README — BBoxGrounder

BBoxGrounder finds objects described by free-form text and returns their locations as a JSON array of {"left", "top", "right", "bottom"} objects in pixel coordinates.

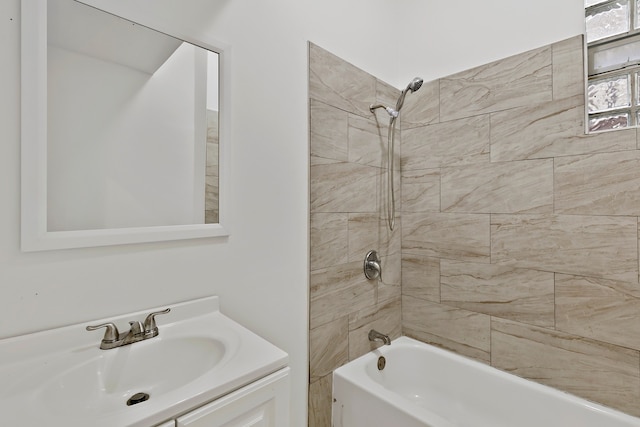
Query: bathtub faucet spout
[{"left": 368, "top": 329, "right": 391, "bottom": 345}]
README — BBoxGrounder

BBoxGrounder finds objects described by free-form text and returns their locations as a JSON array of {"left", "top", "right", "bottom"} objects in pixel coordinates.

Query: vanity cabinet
[
  {"left": 156, "top": 368, "right": 290, "bottom": 427},
  {"left": 0, "top": 295, "right": 289, "bottom": 427}
]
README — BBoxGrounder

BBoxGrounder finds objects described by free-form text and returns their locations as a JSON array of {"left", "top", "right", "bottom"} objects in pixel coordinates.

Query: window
[{"left": 586, "top": 0, "right": 640, "bottom": 131}]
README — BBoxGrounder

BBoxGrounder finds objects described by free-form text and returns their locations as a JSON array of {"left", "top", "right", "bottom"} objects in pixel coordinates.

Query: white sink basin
[
  {"left": 0, "top": 296, "right": 288, "bottom": 427},
  {"left": 40, "top": 336, "right": 226, "bottom": 416}
]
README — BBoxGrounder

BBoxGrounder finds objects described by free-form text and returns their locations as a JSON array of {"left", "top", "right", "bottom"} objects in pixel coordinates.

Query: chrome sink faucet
[{"left": 86, "top": 308, "right": 170, "bottom": 350}]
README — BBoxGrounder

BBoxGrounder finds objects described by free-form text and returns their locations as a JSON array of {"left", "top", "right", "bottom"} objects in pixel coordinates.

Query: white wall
[
  {"left": 300, "top": 0, "right": 585, "bottom": 90},
  {"left": 304, "top": 0, "right": 401, "bottom": 86},
  {"left": 3, "top": 1, "right": 312, "bottom": 426},
  {"left": 0, "top": 0, "right": 585, "bottom": 426},
  {"left": 396, "top": 0, "right": 586, "bottom": 86}
]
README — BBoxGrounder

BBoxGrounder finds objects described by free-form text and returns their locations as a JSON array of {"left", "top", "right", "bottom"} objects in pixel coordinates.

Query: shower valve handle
[{"left": 364, "top": 250, "right": 382, "bottom": 280}]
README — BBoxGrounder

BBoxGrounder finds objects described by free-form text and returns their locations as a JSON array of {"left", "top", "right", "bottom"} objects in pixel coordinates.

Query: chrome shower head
[
  {"left": 407, "top": 77, "right": 423, "bottom": 93},
  {"left": 395, "top": 77, "right": 424, "bottom": 111}
]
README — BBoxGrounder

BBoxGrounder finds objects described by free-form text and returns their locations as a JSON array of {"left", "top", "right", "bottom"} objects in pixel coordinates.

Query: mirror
[{"left": 21, "top": 0, "right": 230, "bottom": 251}]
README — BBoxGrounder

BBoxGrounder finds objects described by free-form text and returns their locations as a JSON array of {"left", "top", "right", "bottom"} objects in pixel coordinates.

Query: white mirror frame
[{"left": 21, "top": 0, "right": 231, "bottom": 251}]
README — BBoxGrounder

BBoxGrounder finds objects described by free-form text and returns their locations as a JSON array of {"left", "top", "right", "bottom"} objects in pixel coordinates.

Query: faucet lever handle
[
  {"left": 143, "top": 308, "right": 171, "bottom": 335},
  {"left": 86, "top": 322, "right": 120, "bottom": 343}
]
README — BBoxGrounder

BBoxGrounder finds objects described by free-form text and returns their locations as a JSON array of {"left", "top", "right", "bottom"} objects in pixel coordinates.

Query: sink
[
  {"left": 39, "top": 336, "right": 227, "bottom": 416},
  {"left": 0, "top": 296, "right": 288, "bottom": 427}
]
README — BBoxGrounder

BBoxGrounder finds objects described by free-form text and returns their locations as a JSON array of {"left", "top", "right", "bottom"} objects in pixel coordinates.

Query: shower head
[
  {"left": 407, "top": 77, "right": 423, "bottom": 93},
  {"left": 370, "top": 104, "right": 399, "bottom": 118},
  {"left": 395, "top": 77, "right": 424, "bottom": 111}
]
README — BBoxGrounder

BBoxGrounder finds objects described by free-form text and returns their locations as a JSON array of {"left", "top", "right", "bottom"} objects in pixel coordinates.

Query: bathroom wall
[
  {"left": 400, "top": 35, "right": 640, "bottom": 417},
  {"left": 308, "top": 43, "right": 403, "bottom": 426},
  {"left": 1, "top": 0, "right": 584, "bottom": 425},
  {"left": 3, "top": 1, "right": 409, "bottom": 425},
  {"left": 395, "top": 0, "right": 585, "bottom": 85},
  {"left": 3, "top": 2, "right": 311, "bottom": 426}
]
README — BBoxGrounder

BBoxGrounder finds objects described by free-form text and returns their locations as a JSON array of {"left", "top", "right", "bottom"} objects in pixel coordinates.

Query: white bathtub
[{"left": 332, "top": 336, "right": 640, "bottom": 427}]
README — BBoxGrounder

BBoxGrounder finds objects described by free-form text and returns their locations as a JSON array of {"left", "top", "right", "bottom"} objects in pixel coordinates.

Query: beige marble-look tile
[
  {"left": 402, "top": 254, "right": 440, "bottom": 303},
  {"left": 441, "top": 159, "right": 553, "bottom": 214},
  {"left": 490, "top": 95, "right": 637, "bottom": 162},
  {"left": 441, "top": 260, "right": 554, "bottom": 327},
  {"left": 555, "top": 150, "right": 640, "bottom": 216},
  {"left": 309, "top": 43, "right": 376, "bottom": 117},
  {"left": 403, "top": 296, "right": 491, "bottom": 361},
  {"left": 402, "top": 115, "right": 490, "bottom": 170},
  {"left": 348, "top": 298, "right": 401, "bottom": 360},
  {"left": 552, "top": 36, "right": 585, "bottom": 100},
  {"left": 309, "top": 374, "right": 332, "bottom": 427},
  {"left": 348, "top": 113, "right": 384, "bottom": 167},
  {"left": 377, "top": 165, "right": 401, "bottom": 232},
  {"left": 205, "top": 174, "right": 219, "bottom": 211},
  {"left": 310, "top": 261, "right": 376, "bottom": 329},
  {"left": 491, "top": 318, "right": 640, "bottom": 416},
  {"left": 205, "top": 109, "right": 219, "bottom": 173},
  {"left": 401, "top": 79, "right": 440, "bottom": 129},
  {"left": 310, "top": 162, "right": 380, "bottom": 213},
  {"left": 403, "top": 327, "right": 491, "bottom": 364},
  {"left": 310, "top": 99, "right": 348, "bottom": 162},
  {"left": 440, "top": 45, "right": 552, "bottom": 121},
  {"left": 310, "top": 213, "right": 348, "bottom": 271},
  {"left": 373, "top": 121, "right": 401, "bottom": 216},
  {"left": 403, "top": 212, "right": 490, "bottom": 262},
  {"left": 491, "top": 214, "right": 638, "bottom": 282},
  {"left": 556, "top": 274, "right": 640, "bottom": 350},
  {"left": 378, "top": 215, "right": 401, "bottom": 258},
  {"left": 378, "top": 253, "right": 401, "bottom": 303},
  {"left": 373, "top": 138, "right": 400, "bottom": 228},
  {"left": 205, "top": 141, "right": 219, "bottom": 174},
  {"left": 375, "top": 78, "right": 401, "bottom": 112},
  {"left": 311, "top": 154, "right": 338, "bottom": 167},
  {"left": 401, "top": 169, "right": 440, "bottom": 213},
  {"left": 309, "top": 317, "right": 349, "bottom": 382},
  {"left": 347, "top": 213, "right": 379, "bottom": 263},
  {"left": 204, "top": 210, "right": 218, "bottom": 224},
  {"left": 205, "top": 112, "right": 219, "bottom": 212}
]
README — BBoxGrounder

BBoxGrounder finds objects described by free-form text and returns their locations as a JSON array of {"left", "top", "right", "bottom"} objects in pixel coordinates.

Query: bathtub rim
[{"left": 333, "top": 335, "right": 640, "bottom": 426}]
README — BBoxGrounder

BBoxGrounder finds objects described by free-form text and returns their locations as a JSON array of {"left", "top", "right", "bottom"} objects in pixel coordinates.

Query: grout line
[
  {"left": 553, "top": 272, "right": 557, "bottom": 331},
  {"left": 552, "top": 157, "right": 555, "bottom": 214},
  {"left": 489, "top": 213, "right": 492, "bottom": 265},
  {"left": 489, "top": 316, "right": 493, "bottom": 367}
]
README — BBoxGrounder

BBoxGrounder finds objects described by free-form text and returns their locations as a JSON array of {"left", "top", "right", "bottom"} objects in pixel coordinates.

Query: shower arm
[{"left": 369, "top": 104, "right": 399, "bottom": 118}]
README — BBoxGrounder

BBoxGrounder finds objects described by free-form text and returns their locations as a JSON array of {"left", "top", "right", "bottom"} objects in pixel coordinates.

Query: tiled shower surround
[
  {"left": 309, "top": 35, "right": 640, "bottom": 425},
  {"left": 308, "top": 42, "right": 403, "bottom": 427}
]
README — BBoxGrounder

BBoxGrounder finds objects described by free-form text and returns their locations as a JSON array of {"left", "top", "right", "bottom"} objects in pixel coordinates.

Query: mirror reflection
[{"left": 47, "top": 0, "right": 219, "bottom": 232}]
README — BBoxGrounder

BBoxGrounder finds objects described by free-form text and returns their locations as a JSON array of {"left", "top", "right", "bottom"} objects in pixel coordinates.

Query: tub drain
[
  {"left": 126, "top": 392, "right": 150, "bottom": 406},
  {"left": 377, "top": 356, "right": 386, "bottom": 370}
]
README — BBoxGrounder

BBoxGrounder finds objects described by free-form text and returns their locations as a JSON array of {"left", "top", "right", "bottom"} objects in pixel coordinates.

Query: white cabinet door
[
  {"left": 155, "top": 422, "right": 176, "bottom": 427},
  {"left": 177, "top": 368, "right": 290, "bottom": 427}
]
